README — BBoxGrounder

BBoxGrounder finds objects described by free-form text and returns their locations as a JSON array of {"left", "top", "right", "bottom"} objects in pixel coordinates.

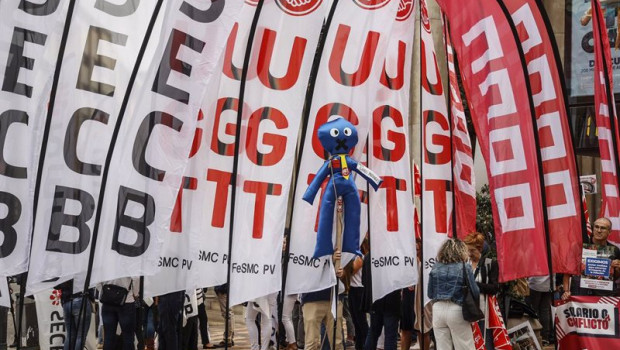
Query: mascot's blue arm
[
  {"left": 347, "top": 156, "right": 383, "bottom": 191},
  {"left": 302, "top": 160, "right": 330, "bottom": 204}
]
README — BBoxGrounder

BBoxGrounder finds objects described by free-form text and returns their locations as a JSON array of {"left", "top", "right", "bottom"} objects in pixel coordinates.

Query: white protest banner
[
  {"left": 27, "top": 0, "right": 161, "bottom": 294},
  {"left": 33, "top": 288, "right": 97, "bottom": 350},
  {"left": 367, "top": 0, "right": 416, "bottom": 301},
  {"left": 555, "top": 296, "right": 620, "bottom": 349},
  {"left": 84, "top": 0, "right": 242, "bottom": 296},
  {"left": 421, "top": 0, "right": 451, "bottom": 304},
  {"left": 287, "top": 0, "right": 399, "bottom": 295},
  {"left": 0, "top": 0, "right": 70, "bottom": 277},
  {"left": 227, "top": 0, "right": 330, "bottom": 306}
]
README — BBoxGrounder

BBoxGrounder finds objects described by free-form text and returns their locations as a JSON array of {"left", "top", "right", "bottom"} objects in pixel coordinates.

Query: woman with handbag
[
  {"left": 99, "top": 277, "right": 140, "bottom": 350},
  {"left": 428, "top": 239, "right": 481, "bottom": 350},
  {"left": 464, "top": 232, "right": 500, "bottom": 349}
]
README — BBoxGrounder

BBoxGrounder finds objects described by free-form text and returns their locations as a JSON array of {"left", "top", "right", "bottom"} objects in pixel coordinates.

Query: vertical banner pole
[
  {"left": 417, "top": 0, "right": 426, "bottom": 348},
  {"left": 278, "top": 2, "right": 340, "bottom": 348},
  {"left": 223, "top": 1, "right": 265, "bottom": 349}
]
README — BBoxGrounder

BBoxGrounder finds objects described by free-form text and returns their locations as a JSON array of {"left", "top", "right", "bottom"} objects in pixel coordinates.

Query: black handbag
[
  {"left": 461, "top": 262, "right": 484, "bottom": 322},
  {"left": 100, "top": 280, "right": 132, "bottom": 306}
]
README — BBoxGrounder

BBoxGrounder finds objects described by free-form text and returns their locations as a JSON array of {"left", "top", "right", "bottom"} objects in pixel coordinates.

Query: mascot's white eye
[
  {"left": 343, "top": 127, "right": 352, "bottom": 136},
  {"left": 330, "top": 128, "right": 339, "bottom": 137}
]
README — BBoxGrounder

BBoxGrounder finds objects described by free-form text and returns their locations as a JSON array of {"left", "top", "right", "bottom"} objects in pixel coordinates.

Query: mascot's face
[{"left": 317, "top": 118, "right": 358, "bottom": 155}]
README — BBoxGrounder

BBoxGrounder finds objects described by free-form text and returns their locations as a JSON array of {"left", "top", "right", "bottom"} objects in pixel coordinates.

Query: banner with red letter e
[
  {"left": 0, "top": 0, "right": 70, "bottom": 278},
  {"left": 555, "top": 296, "right": 620, "bottom": 349},
  {"left": 436, "top": 0, "right": 550, "bottom": 281},
  {"left": 590, "top": 0, "right": 620, "bottom": 247},
  {"left": 227, "top": 0, "right": 330, "bottom": 306},
  {"left": 287, "top": 0, "right": 399, "bottom": 296},
  {"left": 503, "top": 0, "right": 583, "bottom": 275},
  {"left": 368, "top": 0, "right": 417, "bottom": 302},
  {"left": 421, "top": 0, "right": 451, "bottom": 304}
]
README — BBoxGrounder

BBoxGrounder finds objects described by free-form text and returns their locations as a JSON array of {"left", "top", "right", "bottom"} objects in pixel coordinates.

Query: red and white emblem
[
  {"left": 276, "top": 0, "right": 323, "bottom": 16},
  {"left": 353, "top": 0, "right": 391, "bottom": 10},
  {"left": 396, "top": 0, "right": 413, "bottom": 21},
  {"left": 342, "top": 168, "right": 350, "bottom": 177},
  {"left": 49, "top": 289, "right": 61, "bottom": 306}
]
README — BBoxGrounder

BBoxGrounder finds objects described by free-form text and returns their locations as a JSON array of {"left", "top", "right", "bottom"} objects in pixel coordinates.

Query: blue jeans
[
  {"left": 102, "top": 302, "right": 136, "bottom": 350},
  {"left": 62, "top": 297, "right": 92, "bottom": 350},
  {"left": 158, "top": 291, "right": 185, "bottom": 350},
  {"left": 364, "top": 310, "right": 398, "bottom": 350}
]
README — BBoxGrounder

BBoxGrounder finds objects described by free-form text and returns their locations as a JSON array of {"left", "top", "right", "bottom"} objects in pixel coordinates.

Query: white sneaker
[{"left": 412, "top": 342, "right": 420, "bottom": 350}]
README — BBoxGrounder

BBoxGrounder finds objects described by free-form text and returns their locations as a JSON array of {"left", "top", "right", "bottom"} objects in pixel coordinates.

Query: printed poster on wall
[{"left": 568, "top": 0, "right": 620, "bottom": 98}]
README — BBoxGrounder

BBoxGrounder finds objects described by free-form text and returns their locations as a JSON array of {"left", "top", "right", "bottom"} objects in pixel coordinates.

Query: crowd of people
[{"left": 2, "top": 216, "right": 620, "bottom": 350}]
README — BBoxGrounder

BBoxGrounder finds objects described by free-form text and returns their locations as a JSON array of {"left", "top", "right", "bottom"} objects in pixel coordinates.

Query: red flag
[
  {"left": 502, "top": 0, "right": 583, "bottom": 274},
  {"left": 591, "top": 0, "right": 620, "bottom": 246},
  {"left": 443, "top": 17, "right": 476, "bottom": 239},
  {"left": 583, "top": 193, "right": 592, "bottom": 238},
  {"left": 488, "top": 295, "right": 513, "bottom": 349},
  {"left": 471, "top": 322, "right": 486, "bottom": 350},
  {"left": 436, "top": 0, "right": 550, "bottom": 281}
]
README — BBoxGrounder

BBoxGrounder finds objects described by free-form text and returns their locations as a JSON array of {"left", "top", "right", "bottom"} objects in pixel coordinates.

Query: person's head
[
  {"left": 463, "top": 232, "right": 485, "bottom": 262},
  {"left": 593, "top": 217, "right": 612, "bottom": 243},
  {"left": 436, "top": 238, "right": 469, "bottom": 264}
]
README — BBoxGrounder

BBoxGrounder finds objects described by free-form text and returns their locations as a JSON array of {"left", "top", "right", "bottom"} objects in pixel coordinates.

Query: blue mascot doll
[{"left": 302, "top": 118, "right": 382, "bottom": 259}]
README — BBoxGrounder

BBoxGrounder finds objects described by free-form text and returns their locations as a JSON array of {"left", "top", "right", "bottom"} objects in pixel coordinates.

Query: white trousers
[
  {"left": 282, "top": 294, "right": 298, "bottom": 344},
  {"left": 432, "top": 301, "right": 475, "bottom": 350},
  {"left": 245, "top": 303, "right": 272, "bottom": 350}
]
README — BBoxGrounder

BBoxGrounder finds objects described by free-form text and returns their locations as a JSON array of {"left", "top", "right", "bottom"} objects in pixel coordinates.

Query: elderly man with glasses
[{"left": 562, "top": 217, "right": 620, "bottom": 299}]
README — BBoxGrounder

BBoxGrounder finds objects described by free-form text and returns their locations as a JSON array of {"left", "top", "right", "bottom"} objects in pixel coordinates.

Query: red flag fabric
[
  {"left": 443, "top": 17, "right": 476, "bottom": 239},
  {"left": 471, "top": 322, "right": 485, "bottom": 350},
  {"left": 488, "top": 295, "right": 513, "bottom": 349},
  {"left": 583, "top": 193, "right": 592, "bottom": 238},
  {"left": 591, "top": 0, "right": 620, "bottom": 246},
  {"left": 503, "top": 0, "right": 583, "bottom": 274},
  {"left": 436, "top": 0, "right": 550, "bottom": 281}
]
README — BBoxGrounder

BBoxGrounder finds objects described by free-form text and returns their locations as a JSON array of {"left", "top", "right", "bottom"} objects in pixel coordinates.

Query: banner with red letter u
[
  {"left": 421, "top": 0, "right": 451, "bottom": 304},
  {"left": 287, "top": 0, "right": 399, "bottom": 296},
  {"left": 90, "top": 0, "right": 241, "bottom": 289},
  {"left": 503, "top": 0, "right": 583, "bottom": 274},
  {"left": 0, "top": 0, "right": 70, "bottom": 278},
  {"left": 226, "top": 0, "right": 330, "bottom": 306},
  {"left": 27, "top": 0, "right": 162, "bottom": 294},
  {"left": 368, "top": 0, "right": 417, "bottom": 302},
  {"left": 591, "top": 0, "right": 620, "bottom": 247},
  {"left": 436, "top": 0, "right": 549, "bottom": 281}
]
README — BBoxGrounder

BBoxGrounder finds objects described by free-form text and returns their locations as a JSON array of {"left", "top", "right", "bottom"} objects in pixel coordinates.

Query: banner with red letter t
[
  {"left": 368, "top": 0, "right": 417, "bottom": 301},
  {"left": 502, "top": 0, "right": 583, "bottom": 274},
  {"left": 436, "top": 0, "right": 550, "bottom": 281},
  {"left": 287, "top": 0, "right": 399, "bottom": 296},
  {"left": 421, "top": 0, "right": 451, "bottom": 304},
  {"left": 591, "top": 0, "right": 620, "bottom": 246},
  {"left": 227, "top": 0, "right": 330, "bottom": 306}
]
